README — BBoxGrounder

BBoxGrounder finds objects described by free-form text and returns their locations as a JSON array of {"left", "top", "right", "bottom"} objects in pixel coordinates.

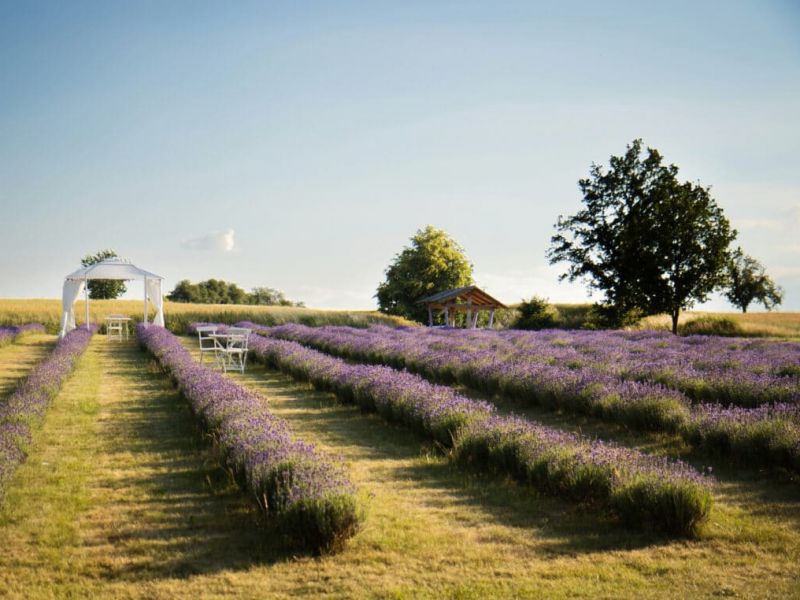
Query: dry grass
[
  {"left": 0, "top": 333, "right": 56, "bottom": 399},
  {"left": 0, "top": 336, "right": 799, "bottom": 598},
  {"left": 0, "top": 298, "right": 413, "bottom": 333},
  {"left": 637, "top": 311, "right": 800, "bottom": 338}
]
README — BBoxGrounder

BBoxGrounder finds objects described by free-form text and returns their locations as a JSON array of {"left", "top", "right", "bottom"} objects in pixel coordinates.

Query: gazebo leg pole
[
  {"left": 84, "top": 277, "right": 89, "bottom": 331},
  {"left": 488, "top": 310, "right": 495, "bottom": 329},
  {"left": 428, "top": 306, "right": 433, "bottom": 327},
  {"left": 143, "top": 276, "right": 148, "bottom": 326},
  {"left": 444, "top": 306, "right": 449, "bottom": 328}
]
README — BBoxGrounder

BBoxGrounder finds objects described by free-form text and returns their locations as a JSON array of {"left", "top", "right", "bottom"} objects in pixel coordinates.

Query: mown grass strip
[
  {"left": 137, "top": 325, "right": 364, "bottom": 553},
  {"left": 0, "top": 327, "right": 95, "bottom": 499},
  {"left": 246, "top": 334, "right": 713, "bottom": 537},
  {"left": 0, "top": 323, "right": 46, "bottom": 348}
]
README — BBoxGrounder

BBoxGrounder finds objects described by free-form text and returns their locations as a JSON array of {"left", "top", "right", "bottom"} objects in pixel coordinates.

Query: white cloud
[{"left": 182, "top": 228, "right": 237, "bottom": 253}]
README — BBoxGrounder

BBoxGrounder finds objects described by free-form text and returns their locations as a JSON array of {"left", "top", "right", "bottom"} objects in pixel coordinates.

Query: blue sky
[{"left": 1, "top": 1, "right": 798, "bottom": 310}]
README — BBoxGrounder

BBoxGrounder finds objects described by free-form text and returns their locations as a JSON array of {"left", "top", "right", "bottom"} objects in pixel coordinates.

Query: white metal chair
[
  {"left": 213, "top": 327, "right": 250, "bottom": 373},
  {"left": 196, "top": 325, "right": 218, "bottom": 364}
]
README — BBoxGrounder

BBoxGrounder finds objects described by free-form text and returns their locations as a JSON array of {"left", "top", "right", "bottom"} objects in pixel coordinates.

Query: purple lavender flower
[
  {"left": 243, "top": 331, "right": 713, "bottom": 537},
  {"left": 136, "top": 324, "right": 362, "bottom": 553},
  {"left": 247, "top": 322, "right": 800, "bottom": 473}
]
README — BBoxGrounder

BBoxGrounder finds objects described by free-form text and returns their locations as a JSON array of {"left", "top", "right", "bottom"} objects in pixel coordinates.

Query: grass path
[
  {"left": 1, "top": 339, "right": 284, "bottom": 598},
  {"left": 0, "top": 336, "right": 797, "bottom": 598},
  {"left": 0, "top": 333, "right": 56, "bottom": 399}
]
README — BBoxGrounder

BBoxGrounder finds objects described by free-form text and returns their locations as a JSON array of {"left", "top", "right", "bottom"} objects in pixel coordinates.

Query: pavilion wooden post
[
  {"left": 444, "top": 306, "right": 449, "bottom": 328},
  {"left": 488, "top": 310, "right": 495, "bottom": 328},
  {"left": 428, "top": 306, "right": 433, "bottom": 326}
]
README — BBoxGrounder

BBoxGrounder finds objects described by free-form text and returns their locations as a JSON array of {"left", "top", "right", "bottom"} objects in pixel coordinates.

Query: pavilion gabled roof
[
  {"left": 417, "top": 285, "right": 507, "bottom": 308},
  {"left": 65, "top": 258, "right": 163, "bottom": 281}
]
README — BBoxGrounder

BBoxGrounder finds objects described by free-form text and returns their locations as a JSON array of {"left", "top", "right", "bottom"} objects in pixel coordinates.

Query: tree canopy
[
  {"left": 81, "top": 249, "right": 127, "bottom": 300},
  {"left": 168, "top": 279, "right": 247, "bottom": 304},
  {"left": 725, "top": 248, "right": 783, "bottom": 313},
  {"left": 376, "top": 225, "right": 473, "bottom": 323},
  {"left": 167, "top": 279, "right": 303, "bottom": 306},
  {"left": 249, "top": 286, "right": 305, "bottom": 307},
  {"left": 548, "top": 139, "right": 736, "bottom": 333}
]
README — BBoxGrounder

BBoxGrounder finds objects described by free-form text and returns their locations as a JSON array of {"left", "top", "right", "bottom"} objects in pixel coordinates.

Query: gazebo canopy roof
[
  {"left": 417, "top": 285, "right": 507, "bottom": 309},
  {"left": 64, "top": 258, "right": 164, "bottom": 281}
]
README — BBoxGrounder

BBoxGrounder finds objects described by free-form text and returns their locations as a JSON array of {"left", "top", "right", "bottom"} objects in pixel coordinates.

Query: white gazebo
[{"left": 59, "top": 258, "right": 165, "bottom": 338}]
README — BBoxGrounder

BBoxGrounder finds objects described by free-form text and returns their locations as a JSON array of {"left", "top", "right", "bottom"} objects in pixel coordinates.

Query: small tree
[
  {"left": 514, "top": 296, "right": 558, "bottom": 330},
  {"left": 376, "top": 225, "right": 473, "bottom": 323},
  {"left": 725, "top": 248, "right": 784, "bottom": 313},
  {"left": 81, "top": 249, "right": 127, "bottom": 299},
  {"left": 548, "top": 139, "right": 736, "bottom": 334}
]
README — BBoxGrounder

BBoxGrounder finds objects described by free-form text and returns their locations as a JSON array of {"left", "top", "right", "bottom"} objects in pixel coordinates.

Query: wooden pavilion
[{"left": 417, "top": 286, "right": 507, "bottom": 328}]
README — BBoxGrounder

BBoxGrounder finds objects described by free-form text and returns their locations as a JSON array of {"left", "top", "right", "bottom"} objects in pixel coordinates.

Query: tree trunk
[
  {"left": 671, "top": 310, "right": 680, "bottom": 335},
  {"left": 742, "top": 305, "right": 748, "bottom": 314}
]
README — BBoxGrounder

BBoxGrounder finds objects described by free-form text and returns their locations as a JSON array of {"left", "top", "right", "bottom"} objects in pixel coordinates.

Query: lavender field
[
  {"left": 0, "top": 319, "right": 798, "bottom": 598},
  {"left": 247, "top": 323, "right": 800, "bottom": 475}
]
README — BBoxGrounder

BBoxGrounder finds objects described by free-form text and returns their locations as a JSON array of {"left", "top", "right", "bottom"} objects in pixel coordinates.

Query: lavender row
[
  {"left": 495, "top": 329, "right": 800, "bottom": 407},
  {"left": 246, "top": 333, "right": 713, "bottom": 537},
  {"left": 0, "top": 326, "right": 95, "bottom": 499},
  {"left": 137, "top": 325, "right": 362, "bottom": 553},
  {"left": 250, "top": 323, "right": 800, "bottom": 474},
  {"left": 0, "top": 323, "right": 46, "bottom": 348},
  {"left": 317, "top": 325, "right": 800, "bottom": 408}
]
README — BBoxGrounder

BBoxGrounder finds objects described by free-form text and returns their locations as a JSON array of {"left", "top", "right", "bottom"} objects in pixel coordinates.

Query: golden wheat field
[
  {"left": 0, "top": 299, "right": 412, "bottom": 333},
  {"left": 637, "top": 311, "right": 800, "bottom": 338}
]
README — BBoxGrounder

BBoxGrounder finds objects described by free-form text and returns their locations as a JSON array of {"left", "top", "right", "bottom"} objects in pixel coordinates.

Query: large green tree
[
  {"left": 548, "top": 139, "right": 736, "bottom": 333},
  {"left": 725, "top": 248, "right": 783, "bottom": 313},
  {"left": 81, "top": 249, "right": 127, "bottom": 299},
  {"left": 376, "top": 225, "right": 473, "bottom": 323}
]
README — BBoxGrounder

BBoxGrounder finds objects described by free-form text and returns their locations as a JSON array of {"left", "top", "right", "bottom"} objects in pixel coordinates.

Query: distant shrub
[
  {"left": 680, "top": 317, "right": 744, "bottom": 337},
  {"left": 553, "top": 304, "right": 594, "bottom": 329},
  {"left": 514, "top": 296, "right": 558, "bottom": 330},
  {"left": 583, "top": 304, "right": 644, "bottom": 330}
]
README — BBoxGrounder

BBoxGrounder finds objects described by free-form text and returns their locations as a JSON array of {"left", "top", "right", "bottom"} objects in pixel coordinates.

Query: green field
[{"left": 0, "top": 322, "right": 799, "bottom": 598}]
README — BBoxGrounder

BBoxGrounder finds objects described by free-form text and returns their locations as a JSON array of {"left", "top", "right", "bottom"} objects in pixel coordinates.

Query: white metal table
[{"left": 105, "top": 315, "right": 132, "bottom": 341}]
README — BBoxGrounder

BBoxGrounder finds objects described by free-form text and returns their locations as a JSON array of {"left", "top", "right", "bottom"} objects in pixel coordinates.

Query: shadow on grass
[
  {"left": 232, "top": 364, "right": 678, "bottom": 556},
  {"left": 87, "top": 342, "right": 314, "bottom": 582}
]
